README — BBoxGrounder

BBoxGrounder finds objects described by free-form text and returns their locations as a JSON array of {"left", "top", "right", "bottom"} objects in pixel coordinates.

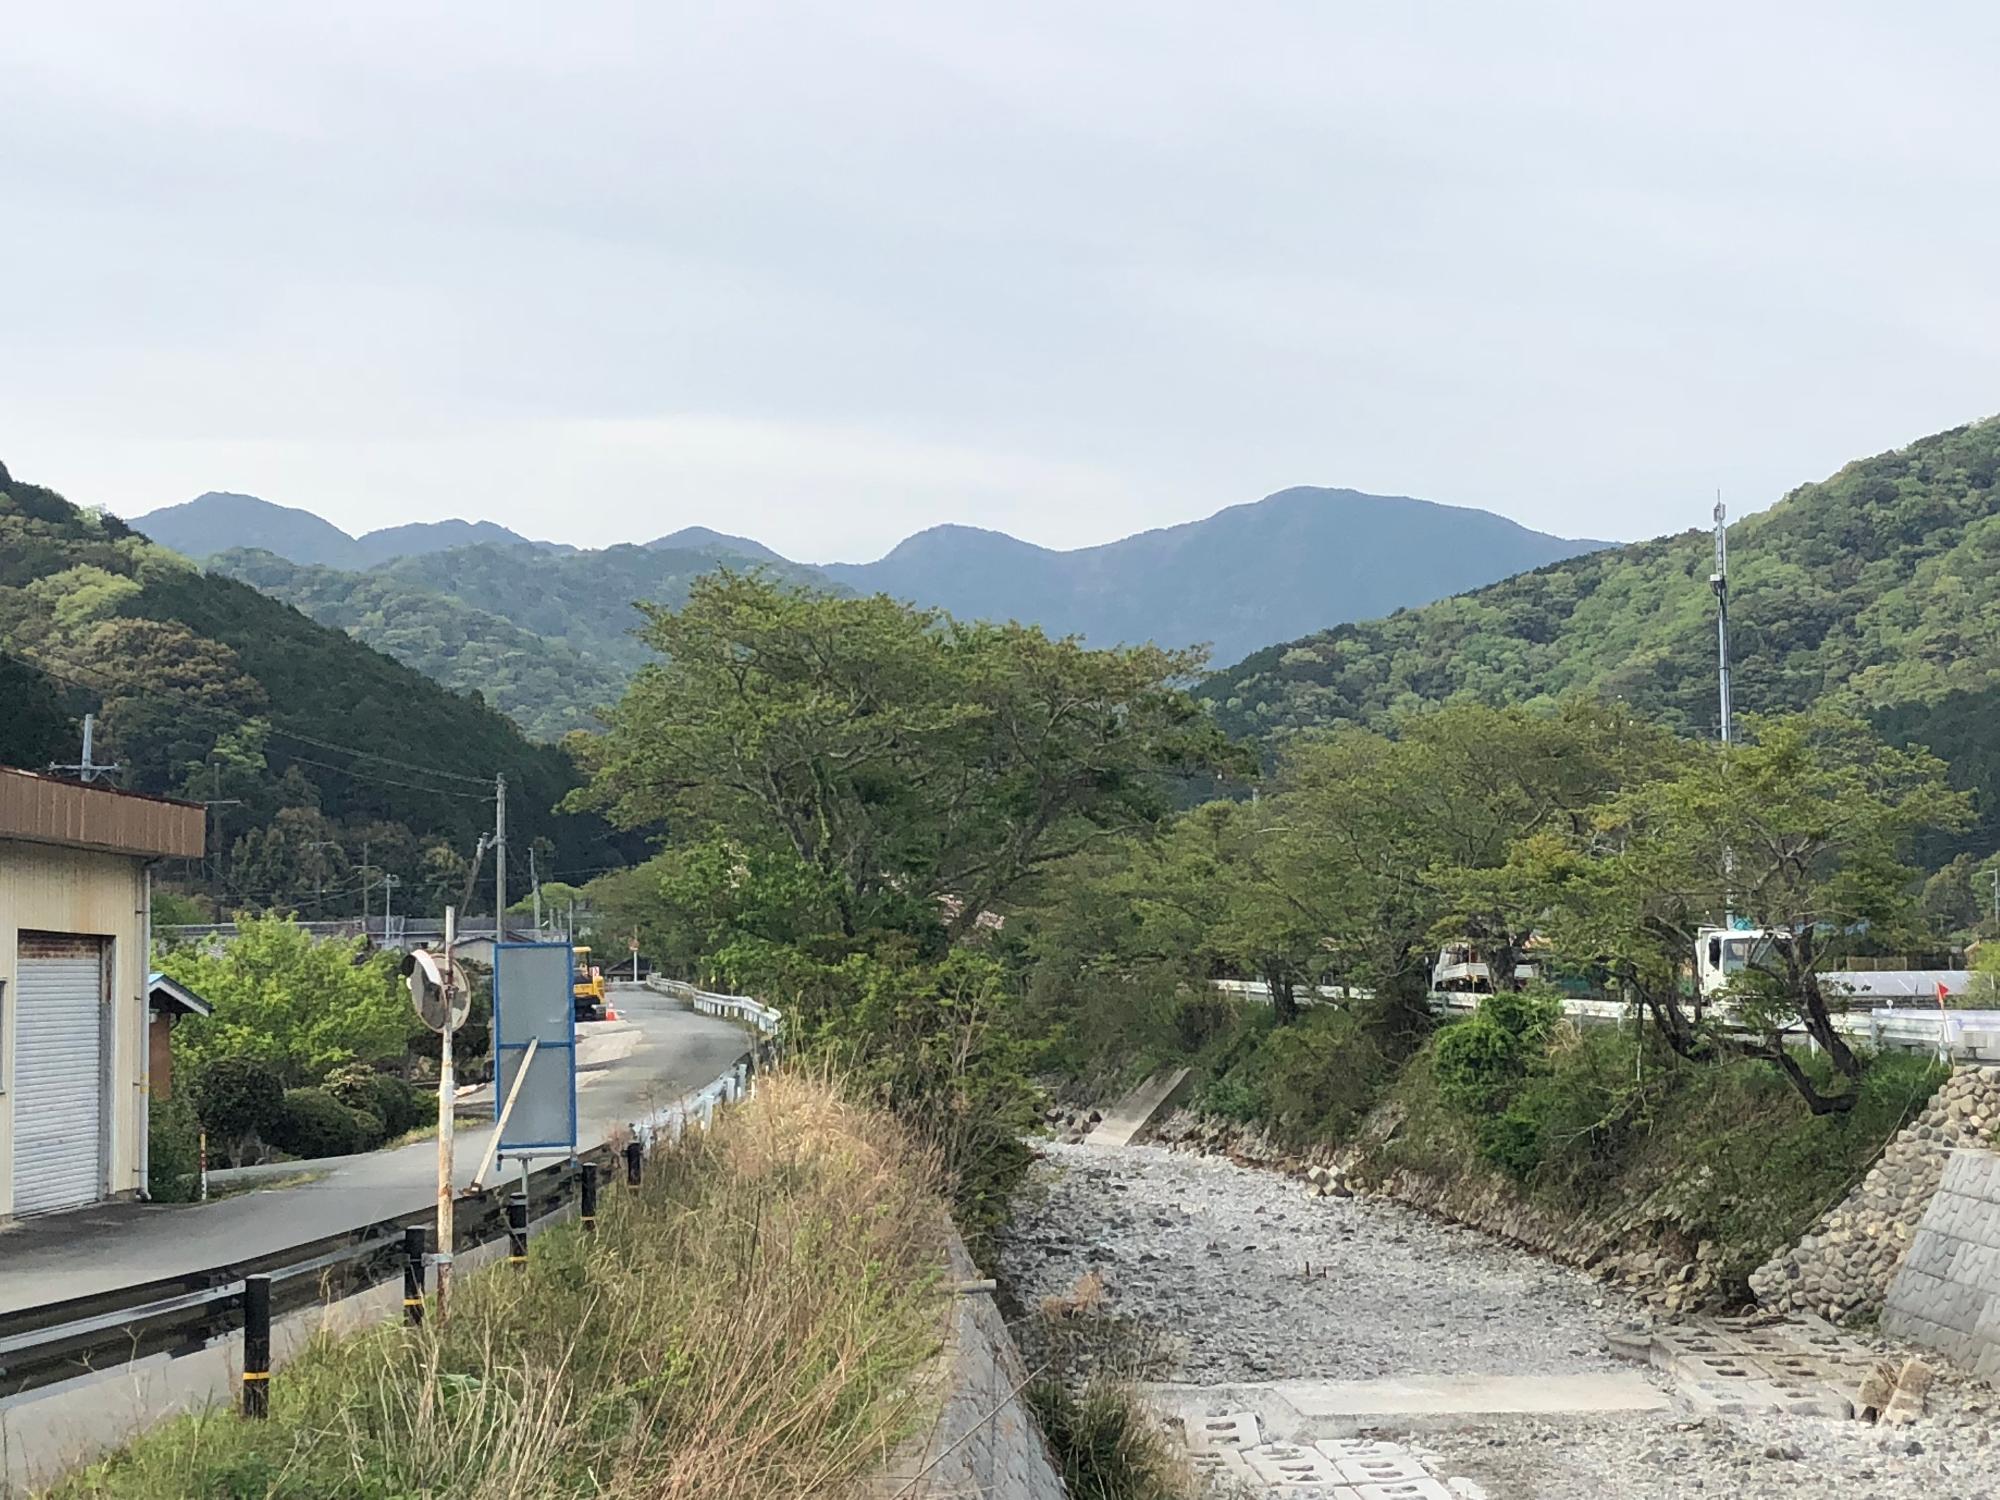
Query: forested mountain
[
  {"left": 211, "top": 549, "right": 625, "bottom": 740},
  {"left": 0, "top": 461, "right": 632, "bottom": 917},
  {"left": 138, "top": 491, "right": 565, "bottom": 570},
  {"left": 207, "top": 541, "right": 830, "bottom": 728},
  {"left": 823, "top": 488, "right": 1608, "bottom": 665},
  {"left": 153, "top": 485, "right": 1605, "bottom": 738},
  {"left": 1200, "top": 416, "right": 2000, "bottom": 857}
]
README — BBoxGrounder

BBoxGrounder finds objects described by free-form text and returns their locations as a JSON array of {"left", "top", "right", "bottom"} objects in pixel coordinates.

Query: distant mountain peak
[{"left": 646, "top": 526, "right": 784, "bottom": 562}]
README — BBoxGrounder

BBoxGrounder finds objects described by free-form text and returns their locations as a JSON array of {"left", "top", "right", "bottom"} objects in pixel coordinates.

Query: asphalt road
[{"left": 0, "top": 986, "right": 751, "bottom": 1313}]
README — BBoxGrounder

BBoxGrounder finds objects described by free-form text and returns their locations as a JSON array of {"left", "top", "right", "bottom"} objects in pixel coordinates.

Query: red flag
[{"left": 1938, "top": 979, "right": 1952, "bottom": 1004}]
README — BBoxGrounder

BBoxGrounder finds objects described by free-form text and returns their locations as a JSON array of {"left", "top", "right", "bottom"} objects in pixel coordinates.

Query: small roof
[
  {"left": 147, "top": 972, "right": 213, "bottom": 1017},
  {"left": 0, "top": 767, "right": 205, "bottom": 859}
]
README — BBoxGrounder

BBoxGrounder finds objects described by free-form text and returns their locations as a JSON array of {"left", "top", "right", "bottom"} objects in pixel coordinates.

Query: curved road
[{"left": 0, "top": 986, "right": 751, "bottom": 1312}]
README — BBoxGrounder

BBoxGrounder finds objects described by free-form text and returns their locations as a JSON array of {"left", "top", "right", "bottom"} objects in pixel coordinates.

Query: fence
[
  {"left": 645, "top": 975, "right": 785, "bottom": 1037},
  {"left": 0, "top": 1044, "right": 760, "bottom": 1408}
]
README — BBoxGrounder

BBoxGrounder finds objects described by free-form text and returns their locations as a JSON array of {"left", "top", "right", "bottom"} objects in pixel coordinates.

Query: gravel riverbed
[
  {"left": 999, "top": 1140, "right": 2000, "bottom": 1499},
  {"left": 1000, "top": 1141, "right": 1628, "bottom": 1384}
]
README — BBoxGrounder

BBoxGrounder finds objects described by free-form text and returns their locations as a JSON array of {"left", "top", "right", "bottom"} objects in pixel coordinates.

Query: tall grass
[{"left": 50, "top": 1075, "right": 951, "bottom": 1500}]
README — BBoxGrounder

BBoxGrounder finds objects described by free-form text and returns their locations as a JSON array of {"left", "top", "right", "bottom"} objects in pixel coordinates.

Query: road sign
[{"left": 491, "top": 942, "right": 577, "bottom": 1153}]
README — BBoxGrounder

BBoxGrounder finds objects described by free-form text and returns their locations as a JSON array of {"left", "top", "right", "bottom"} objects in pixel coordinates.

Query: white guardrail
[
  {"left": 644, "top": 975, "right": 785, "bottom": 1037},
  {"left": 1217, "top": 978, "right": 2000, "bottom": 1064}
]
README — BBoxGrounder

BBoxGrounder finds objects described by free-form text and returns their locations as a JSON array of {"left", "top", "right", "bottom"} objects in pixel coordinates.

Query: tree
[
  {"left": 162, "top": 916, "right": 412, "bottom": 1085},
  {"left": 1542, "top": 712, "right": 1968, "bottom": 1113},
  {"left": 572, "top": 573, "right": 1239, "bottom": 945}
]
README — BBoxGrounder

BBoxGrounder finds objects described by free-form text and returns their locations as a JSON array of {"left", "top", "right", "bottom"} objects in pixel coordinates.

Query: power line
[{"left": 4, "top": 645, "right": 511, "bottom": 796}]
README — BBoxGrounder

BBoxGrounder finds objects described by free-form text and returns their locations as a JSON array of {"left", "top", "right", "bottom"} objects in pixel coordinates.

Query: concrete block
[
  {"left": 1245, "top": 1442, "right": 1345, "bottom": 1486},
  {"left": 1335, "top": 1454, "right": 1433, "bottom": 1484},
  {"left": 1353, "top": 1483, "right": 1453, "bottom": 1500},
  {"left": 1187, "top": 1410, "right": 1262, "bottom": 1453}
]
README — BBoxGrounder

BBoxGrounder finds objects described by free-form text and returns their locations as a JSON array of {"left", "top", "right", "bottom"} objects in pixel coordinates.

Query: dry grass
[{"left": 48, "top": 1074, "right": 953, "bottom": 1500}]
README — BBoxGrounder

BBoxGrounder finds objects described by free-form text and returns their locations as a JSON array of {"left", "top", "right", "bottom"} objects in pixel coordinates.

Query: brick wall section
[
  {"left": 874, "top": 1230, "right": 1068, "bottom": 1500},
  {"left": 1882, "top": 1148, "right": 2000, "bottom": 1376},
  {"left": 1750, "top": 1067, "right": 2000, "bottom": 1323}
]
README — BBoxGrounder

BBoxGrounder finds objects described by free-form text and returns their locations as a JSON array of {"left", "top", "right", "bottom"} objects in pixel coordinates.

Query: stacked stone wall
[{"left": 1750, "top": 1066, "right": 2000, "bottom": 1324}]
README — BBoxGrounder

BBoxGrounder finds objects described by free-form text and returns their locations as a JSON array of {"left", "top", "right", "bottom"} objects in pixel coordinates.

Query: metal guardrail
[
  {"left": 645, "top": 976, "right": 784, "bottom": 1037},
  {"left": 0, "top": 1154, "right": 584, "bottom": 1401},
  {"left": 1215, "top": 977, "right": 2000, "bottom": 1063},
  {"left": 1433, "top": 990, "right": 2000, "bottom": 1062},
  {"left": 0, "top": 1044, "right": 763, "bottom": 1404}
]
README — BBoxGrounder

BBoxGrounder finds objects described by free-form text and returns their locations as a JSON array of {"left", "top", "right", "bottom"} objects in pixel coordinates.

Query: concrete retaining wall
[
  {"left": 1751, "top": 1066, "right": 2000, "bottom": 1324},
  {"left": 876, "top": 1232, "right": 1067, "bottom": 1500},
  {"left": 1084, "top": 1068, "right": 1191, "bottom": 1148},
  {"left": 1882, "top": 1147, "right": 2000, "bottom": 1376}
]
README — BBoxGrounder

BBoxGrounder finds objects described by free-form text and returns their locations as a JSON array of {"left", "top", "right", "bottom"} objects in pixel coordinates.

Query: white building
[{"left": 0, "top": 769, "right": 204, "bottom": 1219}]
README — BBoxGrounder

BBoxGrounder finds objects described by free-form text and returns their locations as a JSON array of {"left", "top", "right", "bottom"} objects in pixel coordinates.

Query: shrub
[
  {"left": 1027, "top": 1378, "right": 1193, "bottom": 1500},
  {"left": 270, "top": 1087, "right": 379, "bottom": 1159},
  {"left": 366, "top": 1074, "right": 423, "bottom": 1136},
  {"left": 147, "top": 1093, "right": 201, "bottom": 1203},
  {"left": 187, "top": 1056, "right": 285, "bottom": 1160},
  {"left": 324, "top": 1064, "right": 423, "bottom": 1137},
  {"left": 1171, "top": 993, "right": 1234, "bottom": 1053}
]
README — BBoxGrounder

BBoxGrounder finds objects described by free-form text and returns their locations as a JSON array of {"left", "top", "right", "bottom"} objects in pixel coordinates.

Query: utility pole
[
  {"left": 48, "top": 713, "right": 121, "bottom": 784},
  {"left": 1711, "top": 497, "right": 1733, "bottom": 747},
  {"left": 304, "top": 840, "right": 339, "bottom": 918},
  {"left": 1984, "top": 868, "right": 1999, "bottom": 932},
  {"left": 529, "top": 846, "right": 542, "bottom": 937},
  {"left": 494, "top": 774, "right": 507, "bottom": 944},
  {"left": 360, "top": 839, "right": 372, "bottom": 935},
  {"left": 382, "top": 873, "right": 400, "bottom": 939}
]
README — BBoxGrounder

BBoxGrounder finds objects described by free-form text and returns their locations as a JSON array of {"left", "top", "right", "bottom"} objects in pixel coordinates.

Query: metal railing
[
  {"left": 645, "top": 976, "right": 784, "bottom": 1037},
  {"left": 0, "top": 1154, "right": 583, "bottom": 1401},
  {"left": 0, "top": 1046, "right": 760, "bottom": 1406}
]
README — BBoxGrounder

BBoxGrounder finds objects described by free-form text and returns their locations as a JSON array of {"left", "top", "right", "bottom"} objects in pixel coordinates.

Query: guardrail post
[
  {"left": 581, "top": 1162, "right": 599, "bottom": 1232},
  {"left": 403, "top": 1225, "right": 427, "bottom": 1325},
  {"left": 624, "top": 1140, "right": 643, "bottom": 1187},
  {"left": 507, "top": 1193, "right": 529, "bottom": 1269},
  {"left": 241, "top": 1274, "right": 271, "bottom": 1418}
]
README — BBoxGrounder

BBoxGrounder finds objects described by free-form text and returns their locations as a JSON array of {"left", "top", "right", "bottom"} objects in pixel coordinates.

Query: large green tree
[
  {"left": 572, "top": 573, "right": 1238, "bottom": 943},
  {"left": 162, "top": 916, "right": 411, "bottom": 1085},
  {"left": 1539, "top": 712, "right": 1967, "bottom": 1112}
]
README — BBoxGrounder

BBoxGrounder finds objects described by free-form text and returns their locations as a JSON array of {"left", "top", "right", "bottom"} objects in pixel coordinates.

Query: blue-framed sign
[{"left": 491, "top": 941, "right": 578, "bottom": 1153}]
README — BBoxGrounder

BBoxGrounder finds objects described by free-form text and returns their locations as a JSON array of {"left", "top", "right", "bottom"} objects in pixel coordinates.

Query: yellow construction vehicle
[{"left": 572, "top": 945, "right": 607, "bottom": 1020}]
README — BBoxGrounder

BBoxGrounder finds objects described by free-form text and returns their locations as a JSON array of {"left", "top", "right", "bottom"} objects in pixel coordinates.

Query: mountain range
[
  {"left": 135, "top": 486, "right": 1610, "bottom": 733},
  {"left": 1199, "top": 415, "right": 2000, "bottom": 859},
  {"left": 0, "top": 461, "right": 632, "bottom": 916}
]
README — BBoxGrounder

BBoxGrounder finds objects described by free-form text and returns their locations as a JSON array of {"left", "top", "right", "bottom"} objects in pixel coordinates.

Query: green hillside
[
  {"left": 210, "top": 549, "right": 625, "bottom": 740},
  {"left": 1201, "top": 415, "right": 2000, "bottom": 854},
  {"left": 207, "top": 540, "right": 829, "bottom": 737},
  {"left": 0, "top": 460, "right": 631, "bottom": 916}
]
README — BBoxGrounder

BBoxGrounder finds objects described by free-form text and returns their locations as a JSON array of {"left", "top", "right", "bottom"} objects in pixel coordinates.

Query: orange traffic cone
[{"left": 603, "top": 1001, "right": 620, "bottom": 1021}]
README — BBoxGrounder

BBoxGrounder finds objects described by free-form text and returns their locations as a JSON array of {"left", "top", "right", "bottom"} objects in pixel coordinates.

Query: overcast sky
[{"left": 6, "top": 3, "right": 1998, "bottom": 562}]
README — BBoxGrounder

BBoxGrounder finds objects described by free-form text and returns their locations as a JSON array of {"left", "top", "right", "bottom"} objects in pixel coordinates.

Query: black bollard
[
  {"left": 241, "top": 1274, "right": 271, "bottom": 1418},
  {"left": 624, "top": 1139, "right": 643, "bottom": 1187},
  {"left": 580, "top": 1162, "right": 599, "bottom": 1233},
  {"left": 507, "top": 1192, "right": 529, "bottom": 1269},
  {"left": 403, "top": 1224, "right": 426, "bottom": 1326}
]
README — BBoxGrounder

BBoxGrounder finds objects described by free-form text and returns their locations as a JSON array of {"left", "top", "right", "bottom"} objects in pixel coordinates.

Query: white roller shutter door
[{"left": 13, "top": 935, "right": 107, "bottom": 1216}]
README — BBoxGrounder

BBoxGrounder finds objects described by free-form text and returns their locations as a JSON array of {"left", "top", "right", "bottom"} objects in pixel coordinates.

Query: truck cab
[{"left": 1694, "top": 925, "right": 1789, "bottom": 999}]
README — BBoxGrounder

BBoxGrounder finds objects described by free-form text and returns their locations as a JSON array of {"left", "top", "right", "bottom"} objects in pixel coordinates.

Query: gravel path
[
  {"left": 999, "top": 1140, "right": 2000, "bottom": 1499},
  {"left": 1000, "top": 1141, "right": 1627, "bottom": 1384},
  {"left": 1420, "top": 1409, "right": 2000, "bottom": 1499}
]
